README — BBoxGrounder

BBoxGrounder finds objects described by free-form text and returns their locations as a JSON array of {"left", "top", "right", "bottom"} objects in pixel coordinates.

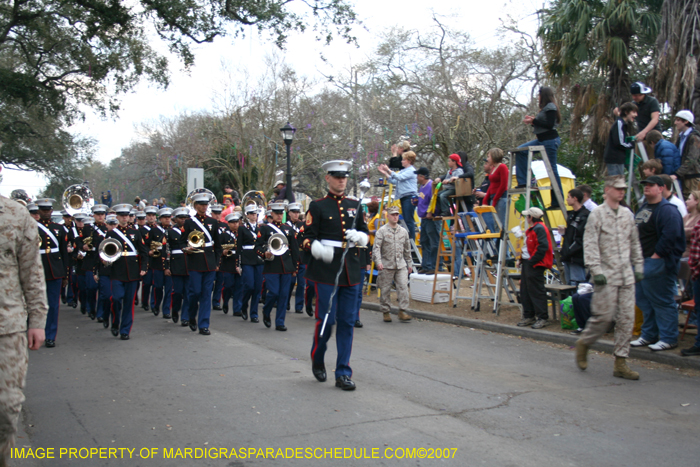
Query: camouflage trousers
[
  {"left": 0, "top": 333, "right": 27, "bottom": 466},
  {"left": 378, "top": 267, "right": 410, "bottom": 312},
  {"left": 579, "top": 284, "right": 635, "bottom": 358}
]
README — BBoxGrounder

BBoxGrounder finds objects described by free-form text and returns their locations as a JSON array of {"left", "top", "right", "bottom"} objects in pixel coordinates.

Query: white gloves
[
  {"left": 345, "top": 229, "right": 369, "bottom": 247},
  {"left": 311, "top": 240, "right": 334, "bottom": 264}
]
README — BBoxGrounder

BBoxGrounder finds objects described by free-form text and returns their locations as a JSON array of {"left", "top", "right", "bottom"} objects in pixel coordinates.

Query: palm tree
[{"left": 652, "top": 0, "right": 700, "bottom": 117}]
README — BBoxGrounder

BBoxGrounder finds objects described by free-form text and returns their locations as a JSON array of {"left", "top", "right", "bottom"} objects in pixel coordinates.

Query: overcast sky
[{"left": 0, "top": 0, "right": 541, "bottom": 199}]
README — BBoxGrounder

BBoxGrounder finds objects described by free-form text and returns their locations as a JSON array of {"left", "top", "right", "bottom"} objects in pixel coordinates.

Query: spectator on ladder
[
  {"left": 672, "top": 110, "right": 700, "bottom": 197},
  {"left": 576, "top": 175, "right": 644, "bottom": 379},
  {"left": 577, "top": 184, "right": 598, "bottom": 212},
  {"left": 433, "top": 154, "right": 463, "bottom": 218},
  {"left": 604, "top": 102, "right": 637, "bottom": 177},
  {"left": 482, "top": 148, "right": 509, "bottom": 233},
  {"left": 454, "top": 151, "right": 476, "bottom": 212},
  {"left": 373, "top": 206, "right": 413, "bottom": 323},
  {"left": 557, "top": 188, "right": 590, "bottom": 286},
  {"left": 416, "top": 167, "right": 437, "bottom": 274},
  {"left": 515, "top": 87, "right": 563, "bottom": 209},
  {"left": 378, "top": 151, "right": 418, "bottom": 240},
  {"left": 517, "top": 207, "right": 553, "bottom": 329},
  {"left": 646, "top": 130, "right": 681, "bottom": 176},
  {"left": 631, "top": 175, "right": 685, "bottom": 351},
  {"left": 640, "top": 159, "right": 663, "bottom": 179}
]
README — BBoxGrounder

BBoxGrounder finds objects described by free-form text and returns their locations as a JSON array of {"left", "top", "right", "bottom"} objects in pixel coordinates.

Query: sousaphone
[{"left": 62, "top": 184, "right": 94, "bottom": 216}]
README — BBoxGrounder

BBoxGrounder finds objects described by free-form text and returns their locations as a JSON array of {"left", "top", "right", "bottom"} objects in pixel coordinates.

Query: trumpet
[
  {"left": 221, "top": 243, "right": 236, "bottom": 257},
  {"left": 265, "top": 233, "right": 289, "bottom": 260},
  {"left": 187, "top": 231, "right": 205, "bottom": 253},
  {"left": 150, "top": 240, "right": 163, "bottom": 258},
  {"left": 99, "top": 238, "right": 123, "bottom": 263}
]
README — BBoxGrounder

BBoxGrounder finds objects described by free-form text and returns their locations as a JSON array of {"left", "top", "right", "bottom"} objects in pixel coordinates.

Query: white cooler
[{"left": 409, "top": 273, "right": 453, "bottom": 303}]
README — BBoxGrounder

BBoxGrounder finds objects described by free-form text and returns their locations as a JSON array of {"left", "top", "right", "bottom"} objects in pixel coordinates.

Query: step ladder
[
  {"left": 430, "top": 215, "right": 458, "bottom": 306},
  {"left": 366, "top": 182, "right": 393, "bottom": 296}
]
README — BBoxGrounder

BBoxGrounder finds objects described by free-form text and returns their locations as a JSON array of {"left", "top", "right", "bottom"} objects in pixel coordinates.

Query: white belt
[
  {"left": 242, "top": 245, "right": 254, "bottom": 250},
  {"left": 204, "top": 242, "right": 213, "bottom": 248},
  {"left": 320, "top": 239, "right": 355, "bottom": 248},
  {"left": 40, "top": 248, "right": 60, "bottom": 255},
  {"left": 123, "top": 251, "right": 138, "bottom": 257},
  {"left": 171, "top": 250, "right": 183, "bottom": 255}
]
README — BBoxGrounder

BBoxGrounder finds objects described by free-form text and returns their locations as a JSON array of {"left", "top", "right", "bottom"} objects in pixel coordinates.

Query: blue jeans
[
  {"left": 563, "top": 262, "right": 587, "bottom": 286},
  {"left": 400, "top": 196, "right": 416, "bottom": 241},
  {"left": 693, "top": 280, "right": 700, "bottom": 348},
  {"left": 636, "top": 257, "right": 680, "bottom": 344},
  {"left": 438, "top": 186, "right": 456, "bottom": 216},
  {"left": 607, "top": 163, "right": 625, "bottom": 176},
  {"left": 420, "top": 218, "right": 439, "bottom": 270},
  {"left": 483, "top": 197, "right": 507, "bottom": 234},
  {"left": 515, "top": 137, "right": 562, "bottom": 205}
]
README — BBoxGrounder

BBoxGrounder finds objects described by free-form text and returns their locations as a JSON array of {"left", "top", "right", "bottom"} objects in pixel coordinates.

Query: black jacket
[
  {"left": 144, "top": 225, "right": 167, "bottom": 271},
  {"left": 105, "top": 226, "right": 148, "bottom": 282},
  {"left": 560, "top": 207, "right": 590, "bottom": 266},
  {"left": 603, "top": 118, "right": 635, "bottom": 164},
  {"left": 183, "top": 214, "right": 221, "bottom": 272},
  {"left": 255, "top": 222, "right": 299, "bottom": 274},
  {"left": 237, "top": 221, "right": 264, "bottom": 266},
  {"left": 165, "top": 226, "right": 188, "bottom": 276},
  {"left": 38, "top": 219, "right": 68, "bottom": 280},
  {"left": 218, "top": 227, "right": 240, "bottom": 273}
]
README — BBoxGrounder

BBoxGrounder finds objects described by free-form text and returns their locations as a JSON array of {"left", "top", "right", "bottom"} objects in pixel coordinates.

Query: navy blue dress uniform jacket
[
  {"left": 105, "top": 226, "right": 149, "bottom": 282},
  {"left": 302, "top": 193, "right": 369, "bottom": 286},
  {"left": 144, "top": 225, "right": 167, "bottom": 271},
  {"left": 38, "top": 219, "right": 68, "bottom": 280},
  {"left": 218, "top": 227, "right": 240, "bottom": 273},
  {"left": 164, "top": 226, "right": 188, "bottom": 276},
  {"left": 254, "top": 222, "right": 299, "bottom": 274},
  {"left": 66, "top": 224, "right": 83, "bottom": 273},
  {"left": 237, "top": 222, "right": 264, "bottom": 266},
  {"left": 183, "top": 214, "right": 221, "bottom": 272}
]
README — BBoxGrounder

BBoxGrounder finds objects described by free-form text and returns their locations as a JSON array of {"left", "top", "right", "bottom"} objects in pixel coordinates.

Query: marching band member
[
  {"left": 138, "top": 206, "right": 157, "bottom": 311},
  {"left": 60, "top": 211, "right": 74, "bottom": 305},
  {"left": 98, "top": 215, "right": 117, "bottom": 326},
  {"left": 286, "top": 202, "right": 306, "bottom": 314},
  {"left": 183, "top": 193, "right": 221, "bottom": 335},
  {"left": 35, "top": 199, "right": 68, "bottom": 348},
  {"left": 65, "top": 212, "right": 86, "bottom": 309},
  {"left": 255, "top": 202, "right": 299, "bottom": 331},
  {"left": 220, "top": 213, "right": 242, "bottom": 316},
  {"left": 237, "top": 204, "right": 264, "bottom": 323},
  {"left": 105, "top": 204, "right": 148, "bottom": 340},
  {"left": 167, "top": 207, "right": 190, "bottom": 325},
  {"left": 77, "top": 205, "right": 107, "bottom": 320},
  {"left": 304, "top": 161, "right": 369, "bottom": 391},
  {"left": 27, "top": 203, "right": 40, "bottom": 221},
  {"left": 210, "top": 204, "right": 227, "bottom": 311},
  {"left": 146, "top": 208, "right": 170, "bottom": 318},
  {"left": 134, "top": 211, "right": 146, "bottom": 306},
  {"left": 87, "top": 205, "right": 109, "bottom": 320}
]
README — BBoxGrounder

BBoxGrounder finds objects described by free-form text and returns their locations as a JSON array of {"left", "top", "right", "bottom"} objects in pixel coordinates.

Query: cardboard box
[{"left": 455, "top": 178, "right": 472, "bottom": 197}]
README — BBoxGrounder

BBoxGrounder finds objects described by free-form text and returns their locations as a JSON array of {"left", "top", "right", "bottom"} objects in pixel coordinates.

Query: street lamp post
[{"left": 280, "top": 122, "right": 296, "bottom": 202}]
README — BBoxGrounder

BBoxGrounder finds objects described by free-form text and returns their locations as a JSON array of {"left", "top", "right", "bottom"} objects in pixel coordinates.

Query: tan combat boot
[
  {"left": 398, "top": 310, "right": 412, "bottom": 322},
  {"left": 575, "top": 340, "right": 588, "bottom": 370},
  {"left": 383, "top": 312, "right": 392, "bottom": 322},
  {"left": 613, "top": 357, "right": 639, "bottom": 380}
]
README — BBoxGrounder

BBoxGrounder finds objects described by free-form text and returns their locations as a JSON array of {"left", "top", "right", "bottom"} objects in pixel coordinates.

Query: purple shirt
[{"left": 417, "top": 180, "right": 433, "bottom": 218}]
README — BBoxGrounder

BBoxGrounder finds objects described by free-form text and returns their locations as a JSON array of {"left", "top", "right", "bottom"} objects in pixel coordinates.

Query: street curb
[{"left": 360, "top": 302, "right": 700, "bottom": 370}]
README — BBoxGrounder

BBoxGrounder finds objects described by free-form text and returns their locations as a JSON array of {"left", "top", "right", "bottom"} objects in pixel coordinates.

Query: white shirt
[
  {"left": 583, "top": 198, "right": 598, "bottom": 212},
  {"left": 679, "top": 127, "right": 693, "bottom": 155},
  {"left": 668, "top": 194, "right": 688, "bottom": 217}
]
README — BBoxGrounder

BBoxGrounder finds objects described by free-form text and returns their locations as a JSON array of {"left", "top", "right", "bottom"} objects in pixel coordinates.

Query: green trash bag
[
  {"left": 560, "top": 296, "right": 577, "bottom": 330},
  {"left": 514, "top": 194, "right": 544, "bottom": 215}
]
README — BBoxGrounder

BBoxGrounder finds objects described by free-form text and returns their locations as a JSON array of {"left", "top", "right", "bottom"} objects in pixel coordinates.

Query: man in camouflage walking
[
  {"left": 373, "top": 205, "right": 413, "bottom": 322},
  {"left": 576, "top": 176, "right": 644, "bottom": 379},
  {"left": 0, "top": 197, "right": 48, "bottom": 466}
]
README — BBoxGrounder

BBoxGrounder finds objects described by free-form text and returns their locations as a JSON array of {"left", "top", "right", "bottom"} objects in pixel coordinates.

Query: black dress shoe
[
  {"left": 134, "top": 297, "right": 139, "bottom": 306},
  {"left": 45, "top": 340, "right": 55, "bottom": 348},
  {"left": 152, "top": 307, "right": 160, "bottom": 316},
  {"left": 312, "top": 363, "right": 327, "bottom": 382},
  {"left": 263, "top": 314, "right": 272, "bottom": 328},
  {"left": 69, "top": 301, "right": 77, "bottom": 308},
  {"left": 88, "top": 312, "right": 96, "bottom": 320},
  {"left": 111, "top": 327, "right": 119, "bottom": 337},
  {"left": 232, "top": 311, "right": 242, "bottom": 317},
  {"left": 335, "top": 375, "right": 356, "bottom": 391},
  {"left": 222, "top": 306, "right": 228, "bottom": 315},
  {"left": 275, "top": 325, "right": 287, "bottom": 331},
  {"left": 181, "top": 320, "right": 189, "bottom": 327},
  {"left": 250, "top": 317, "right": 259, "bottom": 323},
  {"left": 295, "top": 309, "right": 303, "bottom": 314},
  {"left": 120, "top": 334, "right": 129, "bottom": 340},
  {"left": 241, "top": 309, "right": 248, "bottom": 320},
  {"left": 103, "top": 317, "right": 110, "bottom": 328},
  {"left": 199, "top": 328, "right": 211, "bottom": 336},
  {"left": 172, "top": 311, "right": 179, "bottom": 323},
  {"left": 305, "top": 306, "right": 314, "bottom": 317},
  {"left": 354, "top": 320, "right": 363, "bottom": 328},
  {"left": 212, "top": 305, "right": 222, "bottom": 311},
  {"left": 189, "top": 320, "right": 198, "bottom": 332},
  {"left": 142, "top": 304, "right": 149, "bottom": 311},
  {"left": 162, "top": 314, "right": 171, "bottom": 319},
  {"left": 97, "top": 317, "right": 103, "bottom": 323},
  {"left": 80, "top": 308, "right": 86, "bottom": 315}
]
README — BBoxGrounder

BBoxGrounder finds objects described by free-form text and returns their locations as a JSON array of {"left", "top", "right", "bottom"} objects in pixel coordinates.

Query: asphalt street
[{"left": 10, "top": 302, "right": 699, "bottom": 467}]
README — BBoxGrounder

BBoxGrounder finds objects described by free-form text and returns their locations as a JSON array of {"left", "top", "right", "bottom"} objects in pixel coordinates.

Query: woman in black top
[{"left": 515, "top": 87, "right": 563, "bottom": 208}]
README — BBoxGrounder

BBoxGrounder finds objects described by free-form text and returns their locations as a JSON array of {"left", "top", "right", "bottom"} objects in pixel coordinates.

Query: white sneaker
[
  {"left": 630, "top": 337, "right": 652, "bottom": 347},
  {"left": 648, "top": 341, "right": 678, "bottom": 352}
]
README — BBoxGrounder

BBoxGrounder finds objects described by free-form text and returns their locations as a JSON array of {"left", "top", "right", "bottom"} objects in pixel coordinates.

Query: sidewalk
[{"left": 359, "top": 289, "right": 700, "bottom": 371}]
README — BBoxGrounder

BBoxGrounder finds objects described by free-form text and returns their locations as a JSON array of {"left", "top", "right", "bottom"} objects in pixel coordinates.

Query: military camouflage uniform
[
  {"left": 373, "top": 223, "right": 413, "bottom": 312},
  {"left": 0, "top": 197, "right": 48, "bottom": 464},
  {"left": 580, "top": 202, "right": 643, "bottom": 357}
]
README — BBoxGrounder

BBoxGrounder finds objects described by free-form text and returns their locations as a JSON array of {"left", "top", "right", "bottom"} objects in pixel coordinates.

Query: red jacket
[{"left": 526, "top": 221, "right": 553, "bottom": 269}]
